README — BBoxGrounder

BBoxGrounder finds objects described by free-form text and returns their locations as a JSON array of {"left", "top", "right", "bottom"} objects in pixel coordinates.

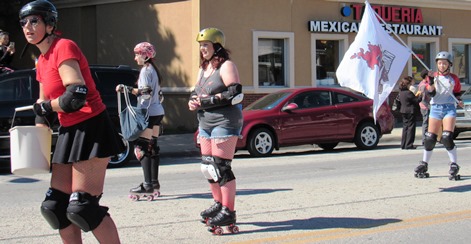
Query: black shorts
[
  {"left": 52, "top": 110, "right": 126, "bottom": 164},
  {"left": 147, "top": 115, "right": 164, "bottom": 129}
]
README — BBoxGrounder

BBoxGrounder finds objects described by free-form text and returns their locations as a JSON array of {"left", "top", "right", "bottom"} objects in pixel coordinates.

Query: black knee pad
[
  {"left": 134, "top": 137, "right": 151, "bottom": 160},
  {"left": 40, "top": 188, "right": 72, "bottom": 230},
  {"left": 213, "top": 156, "right": 236, "bottom": 186},
  {"left": 423, "top": 132, "right": 437, "bottom": 151},
  {"left": 66, "top": 192, "right": 109, "bottom": 232},
  {"left": 441, "top": 131, "right": 455, "bottom": 150}
]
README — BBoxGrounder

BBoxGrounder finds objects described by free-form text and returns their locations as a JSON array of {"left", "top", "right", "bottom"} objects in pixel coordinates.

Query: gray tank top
[{"left": 195, "top": 68, "right": 243, "bottom": 131}]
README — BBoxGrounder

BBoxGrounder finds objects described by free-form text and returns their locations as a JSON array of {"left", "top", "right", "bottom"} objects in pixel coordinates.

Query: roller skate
[
  {"left": 200, "top": 201, "right": 222, "bottom": 225},
  {"left": 207, "top": 206, "right": 239, "bottom": 235},
  {"left": 414, "top": 161, "right": 429, "bottom": 178},
  {"left": 128, "top": 183, "right": 155, "bottom": 201},
  {"left": 448, "top": 162, "right": 461, "bottom": 181}
]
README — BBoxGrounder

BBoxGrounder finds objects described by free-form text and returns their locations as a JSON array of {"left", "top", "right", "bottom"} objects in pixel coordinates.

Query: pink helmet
[{"left": 134, "top": 42, "right": 156, "bottom": 59}]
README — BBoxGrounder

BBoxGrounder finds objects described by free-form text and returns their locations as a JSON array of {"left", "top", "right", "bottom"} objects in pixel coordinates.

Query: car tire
[
  {"left": 318, "top": 142, "right": 339, "bottom": 150},
  {"left": 247, "top": 128, "right": 275, "bottom": 157},
  {"left": 108, "top": 134, "right": 133, "bottom": 168},
  {"left": 354, "top": 122, "right": 380, "bottom": 150}
]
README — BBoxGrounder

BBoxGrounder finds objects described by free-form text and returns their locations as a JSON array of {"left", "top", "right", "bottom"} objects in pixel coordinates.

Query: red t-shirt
[{"left": 36, "top": 38, "right": 105, "bottom": 127}]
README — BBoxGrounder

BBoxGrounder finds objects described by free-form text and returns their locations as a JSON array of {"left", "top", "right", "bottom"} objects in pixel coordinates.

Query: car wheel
[
  {"left": 248, "top": 128, "right": 275, "bottom": 157},
  {"left": 318, "top": 142, "right": 338, "bottom": 150},
  {"left": 354, "top": 122, "right": 380, "bottom": 150},
  {"left": 108, "top": 134, "right": 133, "bottom": 168}
]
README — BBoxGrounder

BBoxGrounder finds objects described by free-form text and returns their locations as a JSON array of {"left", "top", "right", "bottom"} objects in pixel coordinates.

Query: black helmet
[{"left": 19, "top": 0, "right": 58, "bottom": 28}]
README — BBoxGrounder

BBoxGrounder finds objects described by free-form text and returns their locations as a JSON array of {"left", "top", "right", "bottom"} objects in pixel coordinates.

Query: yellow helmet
[{"left": 196, "top": 28, "right": 225, "bottom": 47}]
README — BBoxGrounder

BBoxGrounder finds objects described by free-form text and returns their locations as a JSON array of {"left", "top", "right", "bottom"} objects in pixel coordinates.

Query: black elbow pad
[
  {"left": 221, "top": 83, "right": 242, "bottom": 102},
  {"left": 59, "top": 85, "right": 88, "bottom": 113}
]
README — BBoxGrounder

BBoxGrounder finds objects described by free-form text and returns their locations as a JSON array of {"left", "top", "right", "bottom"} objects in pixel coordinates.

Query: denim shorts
[
  {"left": 198, "top": 126, "right": 242, "bottom": 139},
  {"left": 429, "top": 104, "right": 456, "bottom": 120}
]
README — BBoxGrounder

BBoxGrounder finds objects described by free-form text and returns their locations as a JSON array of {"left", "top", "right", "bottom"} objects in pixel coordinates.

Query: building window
[
  {"left": 450, "top": 43, "right": 470, "bottom": 85},
  {"left": 316, "top": 40, "right": 340, "bottom": 86},
  {"left": 412, "top": 43, "right": 431, "bottom": 82},
  {"left": 310, "top": 34, "right": 348, "bottom": 87},
  {"left": 258, "top": 39, "right": 285, "bottom": 87},
  {"left": 253, "top": 31, "right": 294, "bottom": 90},
  {"left": 448, "top": 39, "right": 471, "bottom": 85},
  {"left": 407, "top": 37, "right": 438, "bottom": 83}
]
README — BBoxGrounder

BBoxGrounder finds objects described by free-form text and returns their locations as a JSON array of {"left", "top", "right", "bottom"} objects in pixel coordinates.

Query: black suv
[{"left": 0, "top": 65, "right": 139, "bottom": 170}]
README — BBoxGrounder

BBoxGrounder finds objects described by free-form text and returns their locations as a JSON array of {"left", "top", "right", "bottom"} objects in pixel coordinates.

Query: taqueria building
[{"left": 10, "top": 0, "right": 471, "bottom": 131}]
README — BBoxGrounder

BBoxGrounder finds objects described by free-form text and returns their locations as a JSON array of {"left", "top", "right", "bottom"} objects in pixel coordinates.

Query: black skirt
[{"left": 52, "top": 110, "right": 125, "bottom": 164}]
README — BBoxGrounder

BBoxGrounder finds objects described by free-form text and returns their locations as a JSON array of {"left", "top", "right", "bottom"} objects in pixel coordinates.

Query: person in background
[
  {"left": 417, "top": 69, "right": 431, "bottom": 145},
  {"left": 0, "top": 30, "right": 15, "bottom": 73},
  {"left": 414, "top": 51, "right": 464, "bottom": 180},
  {"left": 20, "top": 1, "right": 123, "bottom": 243},
  {"left": 189, "top": 27, "right": 243, "bottom": 231},
  {"left": 399, "top": 76, "right": 419, "bottom": 150},
  {"left": 116, "top": 42, "right": 165, "bottom": 199}
]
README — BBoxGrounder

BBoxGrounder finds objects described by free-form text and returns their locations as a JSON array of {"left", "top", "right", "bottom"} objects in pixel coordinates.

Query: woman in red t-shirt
[{"left": 19, "top": 1, "right": 123, "bottom": 243}]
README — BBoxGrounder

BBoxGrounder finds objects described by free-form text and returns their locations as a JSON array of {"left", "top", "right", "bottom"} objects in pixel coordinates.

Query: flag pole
[{"left": 372, "top": 9, "right": 465, "bottom": 110}]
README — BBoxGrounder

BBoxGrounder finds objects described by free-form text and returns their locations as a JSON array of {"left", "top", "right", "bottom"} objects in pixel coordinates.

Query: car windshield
[{"left": 245, "top": 91, "right": 291, "bottom": 110}]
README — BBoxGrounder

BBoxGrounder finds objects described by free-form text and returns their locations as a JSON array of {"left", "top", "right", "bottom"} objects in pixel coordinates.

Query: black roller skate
[
  {"left": 200, "top": 201, "right": 222, "bottom": 225},
  {"left": 207, "top": 206, "right": 239, "bottom": 235},
  {"left": 448, "top": 162, "right": 461, "bottom": 181},
  {"left": 414, "top": 161, "right": 429, "bottom": 178},
  {"left": 128, "top": 183, "right": 155, "bottom": 201}
]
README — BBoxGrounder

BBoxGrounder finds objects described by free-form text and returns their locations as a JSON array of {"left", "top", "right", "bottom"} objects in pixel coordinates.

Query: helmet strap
[
  {"left": 209, "top": 46, "right": 222, "bottom": 61},
  {"left": 34, "top": 33, "right": 49, "bottom": 45}
]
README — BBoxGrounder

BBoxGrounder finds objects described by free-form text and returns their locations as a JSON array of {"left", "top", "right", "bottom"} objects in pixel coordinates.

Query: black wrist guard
[{"left": 33, "top": 100, "right": 53, "bottom": 117}]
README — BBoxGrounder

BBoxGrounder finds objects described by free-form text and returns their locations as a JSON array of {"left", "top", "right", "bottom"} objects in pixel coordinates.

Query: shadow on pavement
[
  {"left": 242, "top": 216, "right": 401, "bottom": 234},
  {"left": 439, "top": 183, "right": 471, "bottom": 192},
  {"left": 7, "top": 177, "right": 41, "bottom": 183}
]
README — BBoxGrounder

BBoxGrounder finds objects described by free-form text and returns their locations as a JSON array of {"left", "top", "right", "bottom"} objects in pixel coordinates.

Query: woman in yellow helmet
[{"left": 189, "top": 27, "right": 243, "bottom": 234}]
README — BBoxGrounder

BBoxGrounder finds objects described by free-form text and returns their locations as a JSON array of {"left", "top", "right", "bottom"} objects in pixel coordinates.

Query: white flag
[{"left": 336, "top": 1, "right": 409, "bottom": 121}]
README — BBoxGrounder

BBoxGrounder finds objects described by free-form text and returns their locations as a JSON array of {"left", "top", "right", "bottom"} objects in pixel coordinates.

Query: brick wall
[{"left": 242, "top": 93, "right": 268, "bottom": 108}]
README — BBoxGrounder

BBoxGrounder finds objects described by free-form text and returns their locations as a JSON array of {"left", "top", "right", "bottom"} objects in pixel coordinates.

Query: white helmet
[{"left": 435, "top": 51, "right": 453, "bottom": 65}]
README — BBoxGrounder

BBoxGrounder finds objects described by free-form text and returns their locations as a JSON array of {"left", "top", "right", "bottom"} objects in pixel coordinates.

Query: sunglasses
[{"left": 19, "top": 17, "right": 41, "bottom": 28}]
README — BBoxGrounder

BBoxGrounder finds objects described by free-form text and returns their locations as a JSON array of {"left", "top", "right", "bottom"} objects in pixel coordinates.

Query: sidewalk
[{"left": 158, "top": 124, "right": 424, "bottom": 157}]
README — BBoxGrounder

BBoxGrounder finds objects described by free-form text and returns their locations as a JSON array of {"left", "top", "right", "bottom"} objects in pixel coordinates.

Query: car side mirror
[{"left": 282, "top": 103, "right": 298, "bottom": 112}]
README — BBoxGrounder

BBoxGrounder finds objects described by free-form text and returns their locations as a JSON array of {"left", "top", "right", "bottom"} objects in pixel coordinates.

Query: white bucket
[{"left": 9, "top": 126, "right": 52, "bottom": 176}]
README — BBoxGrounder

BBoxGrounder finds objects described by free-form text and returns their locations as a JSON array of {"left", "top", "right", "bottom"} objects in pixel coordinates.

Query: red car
[{"left": 196, "top": 87, "right": 394, "bottom": 157}]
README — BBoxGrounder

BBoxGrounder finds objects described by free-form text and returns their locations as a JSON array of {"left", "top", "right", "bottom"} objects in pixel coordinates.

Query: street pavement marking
[{"left": 230, "top": 210, "right": 471, "bottom": 244}]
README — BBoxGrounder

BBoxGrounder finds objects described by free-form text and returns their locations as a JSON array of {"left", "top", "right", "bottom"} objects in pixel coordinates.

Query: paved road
[{"left": 1, "top": 126, "right": 470, "bottom": 243}]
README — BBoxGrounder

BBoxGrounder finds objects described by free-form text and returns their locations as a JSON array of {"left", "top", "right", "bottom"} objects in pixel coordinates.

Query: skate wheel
[
  {"left": 130, "top": 195, "right": 139, "bottom": 201},
  {"left": 146, "top": 195, "right": 154, "bottom": 201},
  {"left": 228, "top": 225, "right": 239, "bottom": 234},
  {"left": 154, "top": 191, "right": 161, "bottom": 197},
  {"left": 424, "top": 173, "right": 430, "bottom": 178},
  {"left": 213, "top": 227, "right": 223, "bottom": 235}
]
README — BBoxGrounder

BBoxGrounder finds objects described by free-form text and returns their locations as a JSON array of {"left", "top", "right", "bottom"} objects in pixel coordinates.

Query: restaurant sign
[{"left": 308, "top": 4, "right": 443, "bottom": 36}]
